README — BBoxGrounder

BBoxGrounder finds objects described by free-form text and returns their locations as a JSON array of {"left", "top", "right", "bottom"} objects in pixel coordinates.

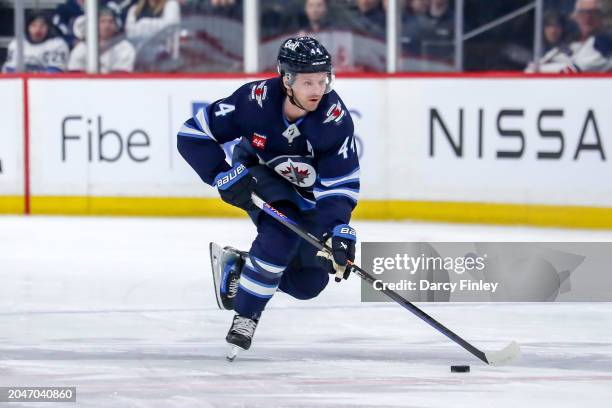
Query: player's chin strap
[
  {"left": 250, "top": 192, "right": 522, "bottom": 367},
  {"left": 287, "top": 88, "right": 309, "bottom": 112},
  {"left": 283, "top": 73, "right": 313, "bottom": 112}
]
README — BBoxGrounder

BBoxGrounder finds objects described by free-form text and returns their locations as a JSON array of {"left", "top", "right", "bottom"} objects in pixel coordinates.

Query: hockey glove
[
  {"left": 214, "top": 163, "right": 257, "bottom": 212},
  {"left": 316, "top": 224, "right": 356, "bottom": 282}
]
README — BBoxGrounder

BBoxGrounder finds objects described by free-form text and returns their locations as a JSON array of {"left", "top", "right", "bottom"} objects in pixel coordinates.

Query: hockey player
[
  {"left": 2, "top": 11, "right": 69, "bottom": 73},
  {"left": 177, "top": 37, "right": 360, "bottom": 359}
]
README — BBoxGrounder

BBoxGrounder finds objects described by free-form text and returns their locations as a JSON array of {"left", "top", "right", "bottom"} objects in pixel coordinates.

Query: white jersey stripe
[
  {"left": 195, "top": 108, "right": 217, "bottom": 142},
  {"left": 320, "top": 168, "right": 360, "bottom": 187},
  {"left": 239, "top": 274, "right": 278, "bottom": 297},
  {"left": 314, "top": 188, "right": 360, "bottom": 202},
  {"left": 251, "top": 256, "right": 285, "bottom": 274},
  {"left": 178, "top": 124, "right": 211, "bottom": 139}
]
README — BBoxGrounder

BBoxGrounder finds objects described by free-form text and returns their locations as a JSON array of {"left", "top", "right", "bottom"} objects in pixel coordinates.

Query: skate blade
[
  {"left": 209, "top": 242, "right": 225, "bottom": 310},
  {"left": 226, "top": 345, "right": 243, "bottom": 362}
]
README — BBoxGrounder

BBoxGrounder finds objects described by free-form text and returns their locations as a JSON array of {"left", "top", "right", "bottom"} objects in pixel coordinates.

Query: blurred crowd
[
  {"left": 526, "top": 0, "right": 612, "bottom": 72},
  {"left": 0, "top": 0, "right": 610, "bottom": 73},
  {"left": 2, "top": 0, "right": 181, "bottom": 73}
]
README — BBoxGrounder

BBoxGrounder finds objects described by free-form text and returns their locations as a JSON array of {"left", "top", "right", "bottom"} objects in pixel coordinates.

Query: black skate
[
  {"left": 209, "top": 242, "right": 247, "bottom": 311},
  {"left": 226, "top": 314, "right": 259, "bottom": 361}
]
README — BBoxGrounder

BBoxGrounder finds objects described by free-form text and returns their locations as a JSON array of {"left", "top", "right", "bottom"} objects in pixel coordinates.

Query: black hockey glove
[
  {"left": 316, "top": 224, "right": 356, "bottom": 282},
  {"left": 214, "top": 163, "right": 257, "bottom": 212}
]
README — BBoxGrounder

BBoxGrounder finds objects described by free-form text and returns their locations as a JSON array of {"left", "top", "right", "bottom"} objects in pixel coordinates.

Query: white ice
[{"left": 1, "top": 215, "right": 611, "bottom": 408}]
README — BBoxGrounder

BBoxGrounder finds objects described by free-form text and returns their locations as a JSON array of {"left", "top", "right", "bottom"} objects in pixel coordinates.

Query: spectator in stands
[
  {"left": 407, "top": 0, "right": 430, "bottom": 15},
  {"left": 53, "top": 0, "right": 136, "bottom": 48},
  {"left": 542, "top": 11, "right": 570, "bottom": 52},
  {"left": 109, "top": 1, "right": 140, "bottom": 23},
  {"left": 299, "top": 0, "right": 332, "bottom": 33},
  {"left": 210, "top": 0, "right": 236, "bottom": 6},
  {"left": 401, "top": 0, "right": 431, "bottom": 56},
  {"left": 68, "top": 7, "right": 136, "bottom": 73},
  {"left": 429, "top": 0, "right": 453, "bottom": 35},
  {"left": 125, "top": 0, "right": 181, "bottom": 47},
  {"left": 421, "top": 0, "right": 454, "bottom": 60},
  {"left": 526, "top": 0, "right": 612, "bottom": 72},
  {"left": 200, "top": 0, "right": 242, "bottom": 19},
  {"left": 260, "top": 2, "right": 287, "bottom": 39},
  {"left": 2, "top": 11, "right": 69, "bottom": 73},
  {"left": 53, "top": 0, "right": 85, "bottom": 48},
  {"left": 350, "top": 0, "right": 386, "bottom": 38}
]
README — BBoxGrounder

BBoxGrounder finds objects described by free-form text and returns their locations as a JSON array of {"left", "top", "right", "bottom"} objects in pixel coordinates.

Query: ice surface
[{"left": 1, "top": 216, "right": 611, "bottom": 407}]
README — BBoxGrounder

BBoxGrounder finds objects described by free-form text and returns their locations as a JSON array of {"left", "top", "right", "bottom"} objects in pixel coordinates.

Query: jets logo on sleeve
[
  {"left": 323, "top": 102, "right": 345, "bottom": 124},
  {"left": 250, "top": 81, "right": 268, "bottom": 108}
]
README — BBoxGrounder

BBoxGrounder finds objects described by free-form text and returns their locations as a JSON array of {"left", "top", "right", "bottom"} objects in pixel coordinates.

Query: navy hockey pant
[{"left": 233, "top": 202, "right": 330, "bottom": 318}]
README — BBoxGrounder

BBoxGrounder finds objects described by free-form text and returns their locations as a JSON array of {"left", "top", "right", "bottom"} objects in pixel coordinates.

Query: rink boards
[
  {"left": 1, "top": 74, "right": 612, "bottom": 227},
  {"left": 0, "top": 79, "right": 24, "bottom": 213}
]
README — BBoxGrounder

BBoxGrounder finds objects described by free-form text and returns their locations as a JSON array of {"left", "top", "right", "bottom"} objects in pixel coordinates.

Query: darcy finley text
[{"left": 372, "top": 279, "right": 499, "bottom": 293}]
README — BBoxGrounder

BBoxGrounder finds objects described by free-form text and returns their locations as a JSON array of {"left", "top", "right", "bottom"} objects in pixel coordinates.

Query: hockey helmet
[{"left": 277, "top": 37, "right": 334, "bottom": 93}]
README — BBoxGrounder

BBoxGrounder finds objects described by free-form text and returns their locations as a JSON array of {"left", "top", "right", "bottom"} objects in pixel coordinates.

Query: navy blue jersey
[{"left": 177, "top": 76, "right": 360, "bottom": 233}]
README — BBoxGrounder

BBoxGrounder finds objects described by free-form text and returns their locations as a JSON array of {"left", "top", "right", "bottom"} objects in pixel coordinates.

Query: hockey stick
[{"left": 251, "top": 193, "right": 521, "bottom": 366}]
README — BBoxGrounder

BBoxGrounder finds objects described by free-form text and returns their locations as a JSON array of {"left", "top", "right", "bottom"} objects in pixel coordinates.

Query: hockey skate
[
  {"left": 209, "top": 242, "right": 247, "bottom": 311},
  {"left": 225, "top": 314, "right": 259, "bottom": 361}
]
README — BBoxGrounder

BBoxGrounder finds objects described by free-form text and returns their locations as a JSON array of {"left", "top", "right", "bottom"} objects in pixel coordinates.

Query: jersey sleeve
[
  {"left": 177, "top": 83, "right": 248, "bottom": 186},
  {"left": 312, "top": 109, "right": 360, "bottom": 235}
]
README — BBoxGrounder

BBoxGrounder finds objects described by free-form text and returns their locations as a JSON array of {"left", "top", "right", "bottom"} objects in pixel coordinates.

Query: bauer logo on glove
[
  {"left": 214, "top": 163, "right": 257, "bottom": 212},
  {"left": 316, "top": 224, "right": 357, "bottom": 282},
  {"left": 215, "top": 163, "right": 247, "bottom": 190}
]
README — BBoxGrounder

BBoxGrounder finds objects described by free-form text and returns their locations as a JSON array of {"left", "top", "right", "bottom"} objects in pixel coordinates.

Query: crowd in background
[
  {"left": 0, "top": 0, "right": 610, "bottom": 73},
  {"left": 2, "top": 0, "right": 181, "bottom": 73}
]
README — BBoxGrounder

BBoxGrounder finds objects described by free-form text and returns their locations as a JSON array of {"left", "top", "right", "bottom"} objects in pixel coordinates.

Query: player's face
[
  {"left": 288, "top": 72, "right": 328, "bottom": 111},
  {"left": 28, "top": 18, "right": 48, "bottom": 43},
  {"left": 99, "top": 14, "right": 117, "bottom": 41}
]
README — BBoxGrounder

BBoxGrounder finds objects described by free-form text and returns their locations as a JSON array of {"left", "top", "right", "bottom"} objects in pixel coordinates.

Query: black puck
[{"left": 451, "top": 365, "right": 470, "bottom": 373}]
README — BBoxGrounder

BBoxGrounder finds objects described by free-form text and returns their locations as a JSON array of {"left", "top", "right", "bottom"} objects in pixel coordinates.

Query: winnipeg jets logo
[
  {"left": 282, "top": 123, "right": 301, "bottom": 144},
  {"left": 273, "top": 158, "right": 316, "bottom": 187},
  {"left": 323, "top": 102, "right": 345, "bottom": 124},
  {"left": 250, "top": 81, "right": 268, "bottom": 108},
  {"left": 340, "top": 242, "right": 348, "bottom": 250}
]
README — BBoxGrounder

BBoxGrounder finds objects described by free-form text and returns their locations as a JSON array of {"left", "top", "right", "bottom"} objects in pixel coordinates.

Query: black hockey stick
[{"left": 251, "top": 193, "right": 520, "bottom": 366}]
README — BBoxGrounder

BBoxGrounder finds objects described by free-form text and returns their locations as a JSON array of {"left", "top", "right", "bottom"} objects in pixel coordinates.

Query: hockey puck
[{"left": 450, "top": 365, "right": 470, "bottom": 373}]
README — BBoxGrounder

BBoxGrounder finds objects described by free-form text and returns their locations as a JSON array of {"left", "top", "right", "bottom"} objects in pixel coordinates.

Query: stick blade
[{"left": 484, "top": 341, "right": 521, "bottom": 366}]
